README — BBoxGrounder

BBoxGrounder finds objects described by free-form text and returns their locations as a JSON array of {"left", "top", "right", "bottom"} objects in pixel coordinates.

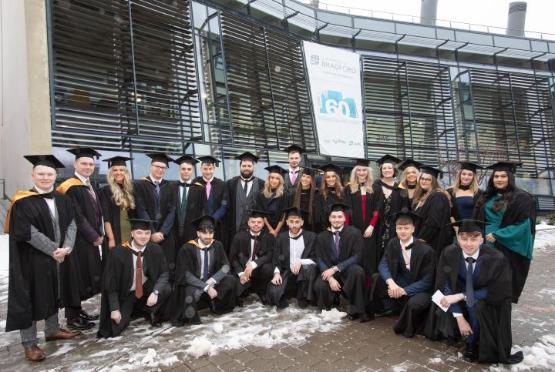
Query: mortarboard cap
[
  {"left": 355, "top": 158, "right": 371, "bottom": 167},
  {"left": 67, "top": 147, "right": 101, "bottom": 160},
  {"left": 265, "top": 165, "right": 287, "bottom": 175},
  {"left": 103, "top": 156, "right": 132, "bottom": 168},
  {"left": 283, "top": 207, "right": 304, "bottom": 219},
  {"left": 328, "top": 202, "right": 350, "bottom": 215},
  {"left": 486, "top": 161, "right": 521, "bottom": 174},
  {"left": 300, "top": 166, "right": 321, "bottom": 176},
  {"left": 248, "top": 209, "right": 268, "bottom": 219},
  {"left": 449, "top": 219, "right": 489, "bottom": 234},
  {"left": 192, "top": 215, "right": 215, "bottom": 231},
  {"left": 459, "top": 161, "right": 483, "bottom": 173},
  {"left": 390, "top": 208, "right": 420, "bottom": 224},
  {"left": 376, "top": 154, "right": 401, "bottom": 166},
  {"left": 24, "top": 155, "right": 65, "bottom": 169},
  {"left": 235, "top": 151, "right": 259, "bottom": 163},
  {"left": 129, "top": 218, "right": 156, "bottom": 231},
  {"left": 283, "top": 144, "right": 305, "bottom": 154},
  {"left": 146, "top": 153, "right": 172, "bottom": 167},
  {"left": 197, "top": 155, "right": 220, "bottom": 166},
  {"left": 174, "top": 155, "right": 198, "bottom": 166},
  {"left": 319, "top": 163, "right": 342, "bottom": 175},
  {"left": 398, "top": 158, "right": 423, "bottom": 171},
  {"left": 419, "top": 165, "right": 443, "bottom": 178}
]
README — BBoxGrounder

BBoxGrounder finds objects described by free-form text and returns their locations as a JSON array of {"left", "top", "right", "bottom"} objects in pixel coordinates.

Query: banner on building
[{"left": 303, "top": 41, "right": 364, "bottom": 158}]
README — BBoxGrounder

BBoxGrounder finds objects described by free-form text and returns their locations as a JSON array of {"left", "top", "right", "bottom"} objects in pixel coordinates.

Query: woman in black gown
[
  {"left": 289, "top": 166, "right": 319, "bottom": 232},
  {"left": 447, "top": 162, "right": 483, "bottom": 231},
  {"left": 314, "top": 164, "right": 348, "bottom": 233},
  {"left": 255, "top": 165, "right": 288, "bottom": 238}
]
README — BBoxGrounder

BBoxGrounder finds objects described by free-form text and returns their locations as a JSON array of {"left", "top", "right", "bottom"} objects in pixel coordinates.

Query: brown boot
[
  {"left": 24, "top": 345, "right": 46, "bottom": 362},
  {"left": 45, "top": 328, "right": 82, "bottom": 341}
]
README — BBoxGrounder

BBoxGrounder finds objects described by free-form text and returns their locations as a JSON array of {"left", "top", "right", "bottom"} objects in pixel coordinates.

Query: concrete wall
[{"left": 0, "top": 0, "right": 52, "bottom": 198}]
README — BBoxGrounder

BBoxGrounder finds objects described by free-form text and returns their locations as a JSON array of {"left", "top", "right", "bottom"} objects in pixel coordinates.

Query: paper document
[{"left": 432, "top": 289, "right": 450, "bottom": 312}]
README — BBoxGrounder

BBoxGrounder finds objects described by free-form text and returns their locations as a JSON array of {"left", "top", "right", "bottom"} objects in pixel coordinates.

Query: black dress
[
  {"left": 414, "top": 191, "right": 453, "bottom": 256},
  {"left": 99, "top": 185, "right": 136, "bottom": 246},
  {"left": 255, "top": 191, "right": 288, "bottom": 231}
]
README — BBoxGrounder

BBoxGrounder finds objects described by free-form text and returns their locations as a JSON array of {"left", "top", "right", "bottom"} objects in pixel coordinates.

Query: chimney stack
[
  {"left": 506, "top": 2, "right": 527, "bottom": 37},
  {"left": 420, "top": 0, "right": 438, "bottom": 26}
]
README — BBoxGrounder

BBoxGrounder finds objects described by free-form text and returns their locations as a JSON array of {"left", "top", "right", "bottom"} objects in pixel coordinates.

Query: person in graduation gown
[
  {"left": 398, "top": 158, "right": 422, "bottom": 205},
  {"left": 473, "top": 161, "right": 535, "bottom": 304},
  {"left": 314, "top": 203, "right": 370, "bottom": 322},
  {"left": 171, "top": 215, "right": 238, "bottom": 325},
  {"left": 267, "top": 207, "right": 317, "bottom": 309},
  {"left": 344, "top": 159, "right": 381, "bottom": 278},
  {"left": 447, "top": 162, "right": 484, "bottom": 228},
  {"left": 434, "top": 220, "right": 523, "bottom": 364},
  {"left": 255, "top": 165, "right": 288, "bottom": 238},
  {"left": 171, "top": 155, "right": 205, "bottom": 251},
  {"left": 229, "top": 210, "right": 276, "bottom": 303},
  {"left": 5, "top": 155, "right": 81, "bottom": 362},
  {"left": 57, "top": 147, "right": 104, "bottom": 330},
  {"left": 289, "top": 166, "right": 319, "bottom": 232},
  {"left": 412, "top": 165, "right": 453, "bottom": 256},
  {"left": 372, "top": 155, "right": 410, "bottom": 259},
  {"left": 369, "top": 210, "right": 435, "bottom": 337},
  {"left": 226, "top": 152, "right": 265, "bottom": 249},
  {"left": 194, "top": 155, "right": 229, "bottom": 243},
  {"left": 314, "top": 164, "right": 349, "bottom": 233},
  {"left": 283, "top": 144, "right": 304, "bottom": 192},
  {"left": 99, "top": 156, "right": 136, "bottom": 251},
  {"left": 134, "top": 153, "right": 177, "bottom": 278},
  {"left": 97, "top": 219, "right": 171, "bottom": 338}
]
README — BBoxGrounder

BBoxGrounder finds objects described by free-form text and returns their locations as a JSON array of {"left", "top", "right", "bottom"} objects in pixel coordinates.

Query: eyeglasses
[
  {"left": 152, "top": 164, "right": 167, "bottom": 170},
  {"left": 420, "top": 177, "right": 432, "bottom": 182}
]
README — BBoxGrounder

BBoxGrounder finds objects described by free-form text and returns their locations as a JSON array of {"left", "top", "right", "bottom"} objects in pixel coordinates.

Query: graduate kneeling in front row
[
  {"left": 314, "top": 203, "right": 369, "bottom": 322},
  {"left": 97, "top": 219, "right": 171, "bottom": 338},
  {"left": 267, "top": 207, "right": 318, "bottom": 309},
  {"left": 171, "top": 215, "right": 237, "bottom": 325},
  {"left": 435, "top": 219, "right": 523, "bottom": 364},
  {"left": 369, "top": 209, "right": 435, "bottom": 337}
]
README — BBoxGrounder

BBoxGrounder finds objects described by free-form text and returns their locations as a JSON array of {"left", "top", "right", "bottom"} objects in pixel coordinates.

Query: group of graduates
[{"left": 4, "top": 144, "right": 536, "bottom": 366}]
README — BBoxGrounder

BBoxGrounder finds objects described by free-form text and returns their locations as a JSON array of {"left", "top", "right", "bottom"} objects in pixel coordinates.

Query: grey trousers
[{"left": 20, "top": 312, "right": 59, "bottom": 348}]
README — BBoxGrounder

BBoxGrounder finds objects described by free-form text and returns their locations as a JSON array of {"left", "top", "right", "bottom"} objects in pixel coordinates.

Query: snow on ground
[
  {"left": 489, "top": 334, "right": 555, "bottom": 371},
  {"left": 534, "top": 224, "right": 555, "bottom": 251}
]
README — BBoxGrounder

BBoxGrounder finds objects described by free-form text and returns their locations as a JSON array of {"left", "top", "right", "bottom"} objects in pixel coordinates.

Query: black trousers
[
  {"left": 266, "top": 265, "right": 317, "bottom": 306},
  {"left": 182, "top": 275, "right": 238, "bottom": 321},
  {"left": 110, "top": 289, "right": 169, "bottom": 337},
  {"left": 314, "top": 264, "right": 366, "bottom": 315},
  {"left": 236, "top": 263, "right": 274, "bottom": 302}
]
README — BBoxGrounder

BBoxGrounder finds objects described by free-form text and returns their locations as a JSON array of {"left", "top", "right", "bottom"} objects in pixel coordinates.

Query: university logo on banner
[{"left": 303, "top": 41, "right": 364, "bottom": 158}]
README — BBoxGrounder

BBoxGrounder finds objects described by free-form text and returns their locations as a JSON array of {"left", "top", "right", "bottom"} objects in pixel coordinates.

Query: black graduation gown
[
  {"left": 284, "top": 169, "right": 300, "bottom": 193},
  {"left": 6, "top": 192, "right": 78, "bottom": 331},
  {"left": 371, "top": 238, "right": 435, "bottom": 337},
  {"left": 226, "top": 176, "right": 265, "bottom": 243},
  {"left": 414, "top": 191, "right": 453, "bottom": 256},
  {"left": 372, "top": 180, "right": 410, "bottom": 254},
  {"left": 474, "top": 189, "right": 536, "bottom": 303},
  {"left": 424, "top": 244, "right": 521, "bottom": 364},
  {"left": 345, "top": 185, "right": 381, "bottom": 275},
  {"left": 98, "top": 185, "right": 137, "bottom": 246},
  {"left": 97, "top": 243, "right": 171, "bottom": 338},
  {"left": 193, "top": 177, "right": 229, "bottom": 243},
  {"left": 254, "top": 191, "right": 288, "bottom": 230},
  {"left": 170, "top": 181, "right": 205, "bottom": 251},
  {"left": 266, "top": 230, "right": 318, "bottom": 306},
  {"left": 314, "top": 226, "right": 366, "bottom": 315},
  {"left": 63, "top": 178, "right": 104, "bottom": 300},
  {"left": 447, "top": 188, "right": 483, "bottom": 221},
  {"left": 314, "top": 189, "right": 348, "bottom": 233},
  {"left": 171, "top": 240, "right": 237, "bottom": 324},
  {"left": 134, "top": 177, "right": 177, "bottom": 273},
  {"left": 229, "top": 230, "right": 275, "bottom": 300},
  {"left": 290, "top": 188, "right": 318, "bottom": 232}
]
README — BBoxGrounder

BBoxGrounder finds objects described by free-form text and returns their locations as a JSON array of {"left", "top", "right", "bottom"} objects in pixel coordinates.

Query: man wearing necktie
[
  {"left": 171, "top": 155, "right": 205, "bottom": 251},
  {"left": 225, "top": 152, "right": 265, "bottom": 253},
  {"left": 97, "top": 219, "right": 170, "bottom": 338},
  {"left": 267, "top": 207, "right": 317, "bottom": 309},
  {"left": 134, "top": 153, "right": 177, "bottom": 281},
  {"left": 370, "top": 209, "right": 435, "bottom": 336},
  {"left": 437, "top": 219, "right": 522, "bottom": 365},
  {"left": 313, "top": 203, "right": 368, "bottom": 322},
  {"left": 229, "top": 210, "right": 276, "bottom": 303},
  {"left": 171, "top": 216, "right": 237, "bottom": 326},
  {"left": 283, "top": 144, "right": 304, "bottom": 192}
]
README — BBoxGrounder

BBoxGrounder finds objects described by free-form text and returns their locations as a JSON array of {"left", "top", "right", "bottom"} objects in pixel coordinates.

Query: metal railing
[{"left": 0, "top": 179, "right": 9, "bottom": 201}]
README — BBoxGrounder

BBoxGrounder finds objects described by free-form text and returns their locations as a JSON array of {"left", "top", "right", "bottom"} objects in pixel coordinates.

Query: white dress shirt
[
  {"left": 452, "top": 249, "right": 480, "bottom": 318},
  {"left": 400, "top": 237, "right": 414, "bottom": 271},
  {"left": 179, "top": 178, "right": 192, "bottom": 201},
  {"left": 274, "top": 229, "right": 315, "bottom": 274}
]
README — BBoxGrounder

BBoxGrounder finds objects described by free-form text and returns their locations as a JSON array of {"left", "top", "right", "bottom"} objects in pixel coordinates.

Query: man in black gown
[
  {"left": 314, "top": 203, "right": 369, "bottom": 322},
  {"left": 283, "top": 144, "right": 304, "bottom": 192},
  {"left": 134, "top": 153, "right": 177, "bottom": 278},
  {"left": 225, "top": 152, "right": 265, "bottom": 250},
  {"left": 97, "top": 219, "right": 171, "bottom": 338},
  {"left": 370, "top": 210, "right": 435, "bottom": 336},
  {"left": 229, "top": 210, "right": 275, "bottom": 303},
  {"left": 437, "top": 219, "right": 523, "bottom": 364},
  {"left": 267, "top": 207, "right": 317, "bottom": 309},
  {"left": 171, "top": 155, "right": 205, "bottom": 250},
  {"left": 171, "top": 215, "right": 237, "bottom": 325},
  {"left": 57, "top": 147, "right": 104, "bottom": 330},
  {"left": 5, "top": 155, "right": 81, "bottom": 362}
]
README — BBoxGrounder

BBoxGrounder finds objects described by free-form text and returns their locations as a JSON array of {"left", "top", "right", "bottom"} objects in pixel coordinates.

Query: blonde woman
[
  {"left": 255, "top": 165, "right": 288, "bottom": 237},
  {"left": 412, "top": 165, "right": 453, "bottom": 255},
  {"left": 314, "top": 164, "right": 348, "bottom": 232},
  {"left": 398, "top": 158, "right": 422, "bottom": 204},
  {"left": 99, "top": 156, "right": 136, "bottom": 248},
  {"left": 446, "top": 162, "right": 483, "bottom": 225},
  {"left": 345, "top": 159, "right": 381, "bottom": 275}
]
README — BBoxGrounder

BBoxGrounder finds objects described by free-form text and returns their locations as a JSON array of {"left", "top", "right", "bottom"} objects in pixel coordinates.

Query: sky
[{"left": 311, "top": 0, "right": 555, "bottom": 36}]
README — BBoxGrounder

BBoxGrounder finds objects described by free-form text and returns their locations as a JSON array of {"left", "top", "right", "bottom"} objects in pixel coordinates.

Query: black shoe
[
  {"left": 359, "top": 313, "right": 374, "bottom": 323},
  {"left": 297, "top": 299, "right": 308, "bottom": 309},
  {"left": 190, "top": 314, "right": 202, "bottom": 325},
  {"left": 347, "top": 313, "right": 359, "bottom": 321},
  {"left": 374, "top": 308, "right": 395, "bottom": 317},
  {"left": 149, "top": 313, "right": 162, "bottom": 328},
  {"left": 463, "top": 345, "right": 479, "bottom": 363},
  {"left": 67, "top": 317, "right": 95, "bottom": 331},
  {"left": 277, "top": 299, "right": 289, "bottom": 310},
  {"left": 79, "top": 310, "right": 99, "bottom": 321}
]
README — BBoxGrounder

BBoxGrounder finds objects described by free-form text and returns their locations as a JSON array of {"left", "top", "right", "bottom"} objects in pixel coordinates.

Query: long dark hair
[
  {"left": 293, "top": 174, "right": 315, "bottom": 224},
  {"left": 475, "top": 170, "right": 517, "bottom": 212}
]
